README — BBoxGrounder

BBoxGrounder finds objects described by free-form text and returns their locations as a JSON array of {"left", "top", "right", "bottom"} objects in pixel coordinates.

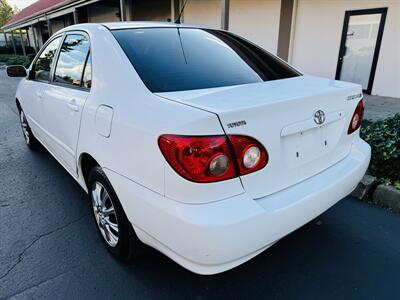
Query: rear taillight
[
  {"left": 158, "top": 134, "right": 268, "bottom": 183},
  {"left": 158, "top": 135, "right": 236, "bottom": 183},
  {"left": 348, "top": 99, "right": 365, "bottom": 134},
  {"left": 228, "top": 135, "right": 268, "bottom": 175}
]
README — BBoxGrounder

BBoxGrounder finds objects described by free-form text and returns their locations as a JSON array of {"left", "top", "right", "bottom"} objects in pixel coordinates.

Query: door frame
[{"left": 335, "top": 7, "right": 388, "bottom": 94}]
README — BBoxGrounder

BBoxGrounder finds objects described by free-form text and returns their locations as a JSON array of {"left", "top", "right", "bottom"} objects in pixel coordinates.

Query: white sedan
[{"left": 7, "top": 22, "right": 370, "bottom": 275}]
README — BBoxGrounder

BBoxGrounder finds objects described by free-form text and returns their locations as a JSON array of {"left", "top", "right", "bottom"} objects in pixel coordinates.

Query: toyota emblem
[{"left": 314, "top": 110, "right": 325, "bottom": 125}]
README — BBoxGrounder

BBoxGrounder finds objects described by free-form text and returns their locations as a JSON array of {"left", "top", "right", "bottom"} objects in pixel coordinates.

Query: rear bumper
[{"left": 105, "top": 139, "right": 370, "bottom": 275}]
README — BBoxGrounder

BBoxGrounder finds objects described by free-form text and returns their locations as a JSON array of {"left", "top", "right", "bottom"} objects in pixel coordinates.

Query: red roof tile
[{"left": 6, "top": 0, "right": 73, "bottom": 27}]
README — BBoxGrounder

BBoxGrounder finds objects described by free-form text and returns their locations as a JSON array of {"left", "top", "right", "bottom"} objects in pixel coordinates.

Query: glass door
[{"left": 335, "top": 8, "right": 387, "bottom": 94}]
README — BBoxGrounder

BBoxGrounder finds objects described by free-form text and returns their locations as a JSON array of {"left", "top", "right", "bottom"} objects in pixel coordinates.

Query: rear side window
[
  {"left": 54, "top": 34, "right": 90, "bottom": 87},
  {"left": 112, "top": 28, "right": 300, "bottom": 93},
  {"left": 33, "top": 37, "right": 62, "bottom": 82}
]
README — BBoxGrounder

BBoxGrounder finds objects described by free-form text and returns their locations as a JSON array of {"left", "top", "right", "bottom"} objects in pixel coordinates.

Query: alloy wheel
[
  {"left": 91, "top": 181, "right": 119, "bottom": 247},
  {"left": 20, "top": 110, "right": 30, "bottom": 144}
]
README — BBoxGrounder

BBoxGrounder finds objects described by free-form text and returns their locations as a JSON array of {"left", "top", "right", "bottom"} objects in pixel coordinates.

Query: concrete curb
[
  {"left": 351, "top": 175, "right": 378, "bottom": 200},
  {"left": 373, "top": 185, "right": 400, "bottom": 212},
  {"left": 352, "top": 175, "right": 400, "bottom": 212}
]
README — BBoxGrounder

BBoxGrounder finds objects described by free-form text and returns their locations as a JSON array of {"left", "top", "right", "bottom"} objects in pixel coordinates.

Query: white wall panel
[{"left": 291, "top": 0, "right": 400, "bottom": 97}]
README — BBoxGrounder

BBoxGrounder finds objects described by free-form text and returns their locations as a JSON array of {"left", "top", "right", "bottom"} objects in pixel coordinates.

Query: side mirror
[{"left": 6, "top": 65, "right": 27, "bottom": 78}]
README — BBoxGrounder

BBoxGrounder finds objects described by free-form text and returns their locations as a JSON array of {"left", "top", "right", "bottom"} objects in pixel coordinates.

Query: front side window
[
  {"left": 54, "top": 34, "right": 90, "bottom": 87},
  {"left": 33, "top": 37, "right": 62, "bottom": 82},
  {"left": 112, "top": 28, "right": 300, "bottom": 93}
]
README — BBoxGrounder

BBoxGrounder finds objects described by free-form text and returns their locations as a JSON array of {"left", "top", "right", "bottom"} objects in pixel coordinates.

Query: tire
[
  {"left": 87, "top": 166, "right": 144, "bottom": 261},
  {"left": 18, "top": 107, "right": 40, "bottom": 150}
]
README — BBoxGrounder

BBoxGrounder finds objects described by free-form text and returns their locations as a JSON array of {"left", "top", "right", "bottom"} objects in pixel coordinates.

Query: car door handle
[
  {"left": 36, "top": 91, "right": 43, "bottom": 99},
  {"left": 66, "top": 99, "right": 79, "bottom": 112}
]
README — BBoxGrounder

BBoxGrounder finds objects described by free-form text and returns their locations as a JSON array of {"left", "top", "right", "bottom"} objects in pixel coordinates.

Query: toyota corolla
[{"left": 7, "top": 22, "right": 371, "bottom": 275}]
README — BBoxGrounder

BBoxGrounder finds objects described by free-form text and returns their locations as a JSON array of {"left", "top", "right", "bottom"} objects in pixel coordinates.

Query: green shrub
[
  {"left": 27, "top": 53, "right": 36, "bottom": 62},
  {"left": 0, "top": 54, "right": 34, "bottom": 67},
  {"left": 0, "top": 54, "right": 8, "bottom": 62},
  {"left": 361, "top": 113, "right": 400, "bottom": 188}
]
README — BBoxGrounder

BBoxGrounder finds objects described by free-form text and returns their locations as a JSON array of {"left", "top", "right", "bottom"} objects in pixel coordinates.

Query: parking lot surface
[{"left": 1, "top": 69, "right": 399, "bottom": 299}]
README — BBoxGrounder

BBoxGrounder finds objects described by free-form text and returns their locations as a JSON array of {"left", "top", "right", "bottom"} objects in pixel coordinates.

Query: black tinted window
[
  {"left": 82, "top": 53, "right": 92, "bottom": 89},
  {"left": 54, "top": 34, "right": 90, "bottom": 87},
  {"left": 34, "top": 37, "right": 61, "bottom": 81},
  {"left": 112, "top": 28, "right": 300, "bottom": 93}
]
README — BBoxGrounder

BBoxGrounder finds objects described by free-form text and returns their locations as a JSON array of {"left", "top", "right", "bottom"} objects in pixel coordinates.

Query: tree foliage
[{"left": 0, "top": 0, "right": 18, "bottom": 28}]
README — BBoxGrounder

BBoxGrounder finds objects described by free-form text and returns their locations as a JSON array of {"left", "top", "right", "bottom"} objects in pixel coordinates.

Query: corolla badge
[{"left": 314, "top": 110, "right": 326, "bottom": 125}]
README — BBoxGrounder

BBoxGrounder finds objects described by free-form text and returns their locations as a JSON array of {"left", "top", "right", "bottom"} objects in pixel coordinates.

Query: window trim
[
  {"left": 51, "top": 30, "right": 92, "bottom": 92},
  {"left": 80, "top": 50, "right": 92, "bottom": 90}
]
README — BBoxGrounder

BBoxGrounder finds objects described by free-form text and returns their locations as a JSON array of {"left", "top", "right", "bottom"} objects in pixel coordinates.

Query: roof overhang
[{"left": 2, "top": 0, "right": 101, "bottom": 31}]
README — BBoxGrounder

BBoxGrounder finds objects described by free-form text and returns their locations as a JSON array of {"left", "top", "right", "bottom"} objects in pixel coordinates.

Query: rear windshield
[{"left": 112, "top": 28, "right": 300, "bottom": 93}]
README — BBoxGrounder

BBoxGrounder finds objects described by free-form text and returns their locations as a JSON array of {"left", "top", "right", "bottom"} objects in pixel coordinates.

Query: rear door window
[{"left": 53, "top": 34, "right": 90, "bottom": 87}]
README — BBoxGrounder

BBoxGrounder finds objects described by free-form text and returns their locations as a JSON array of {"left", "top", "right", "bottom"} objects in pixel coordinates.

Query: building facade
[{"left": 2, "top": 0, "right": 399, "bottom": 98}]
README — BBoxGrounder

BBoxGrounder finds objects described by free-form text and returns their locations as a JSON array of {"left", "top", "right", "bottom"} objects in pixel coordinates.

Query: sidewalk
[{"left": 364, "top": 94, "right": 400, "bottom": 121}]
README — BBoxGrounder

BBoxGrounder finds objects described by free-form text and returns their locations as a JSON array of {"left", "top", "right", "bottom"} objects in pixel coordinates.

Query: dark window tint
[
  {"left": 34, "top": 37, "right": 62, "bottom": 82},
  {"left": 112, "top": 28, "right": 300, "bottom": 93},
  {"left": 54, "top": 34, "right": 90, "bottom": 87},
  {"left": 82, "top": 53, "right": 92, "bottom": 89}
]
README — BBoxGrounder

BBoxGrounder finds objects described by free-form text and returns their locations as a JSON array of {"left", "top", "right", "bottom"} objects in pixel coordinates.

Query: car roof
[
  {"left": 101, "top": 21, "right": 206, "bottom": 30},
  {"left": 55, "top": 21, "right": 219, "bottom": 37}
]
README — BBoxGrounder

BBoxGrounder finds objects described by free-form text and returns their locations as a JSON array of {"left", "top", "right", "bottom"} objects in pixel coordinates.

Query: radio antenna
[{"left": 175, "top": 0, "right": 189, "bottom": 24}]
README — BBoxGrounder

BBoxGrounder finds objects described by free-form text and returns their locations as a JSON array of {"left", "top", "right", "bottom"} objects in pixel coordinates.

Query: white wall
[
  {"left": 291, "top": 0, "right": 400, "bottom": 98},
  {"left": 182, "top": 0, "right": 281, "bottom": 54},
  {"left": 183, "top": 0, "right": 221, "bottom": 28},
  {"left": 230, "top": 0, "right": 281, "bottom": 54}
]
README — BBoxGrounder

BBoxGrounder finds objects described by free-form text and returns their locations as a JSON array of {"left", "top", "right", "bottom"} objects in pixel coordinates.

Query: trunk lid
[{"left": 157, "top": 75, "right": 363, "bottom": 199}]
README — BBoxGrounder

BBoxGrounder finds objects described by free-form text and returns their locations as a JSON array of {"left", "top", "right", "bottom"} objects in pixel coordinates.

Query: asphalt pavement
[{"left": 1, "top": 69, "right": 400, "bottom": 300}]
